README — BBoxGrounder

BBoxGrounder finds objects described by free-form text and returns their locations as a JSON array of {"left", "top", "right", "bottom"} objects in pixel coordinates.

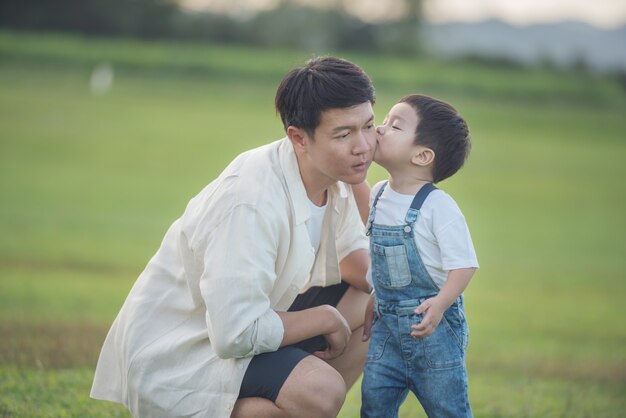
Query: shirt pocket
[{"left": 371, "top": 243, "right": 412, "bottom": 288}]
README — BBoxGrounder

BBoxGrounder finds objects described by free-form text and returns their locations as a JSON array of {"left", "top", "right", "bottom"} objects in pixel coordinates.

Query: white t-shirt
[
  {"left": 306, "top": 199, "right": 327, "bottom": 254},
  {"left": 366, "top": 181, "right": 479, "bottom": 289}
]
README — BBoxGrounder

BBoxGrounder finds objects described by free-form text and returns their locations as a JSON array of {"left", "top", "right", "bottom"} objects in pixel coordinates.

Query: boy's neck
[{"left": 388, "top": 174, "right": 432, "bottom": 196}]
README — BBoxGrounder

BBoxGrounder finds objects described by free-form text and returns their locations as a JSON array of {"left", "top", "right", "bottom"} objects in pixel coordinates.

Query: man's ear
[
  {"left": 287, "top": 126, "right": 308, "bottom": 152},
  {"left": 411, "top": 147, "right": 435, "bottom": 167}
]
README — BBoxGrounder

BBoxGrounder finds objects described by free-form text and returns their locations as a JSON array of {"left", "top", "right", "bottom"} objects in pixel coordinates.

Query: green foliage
[
  {"left": 0, "top": 31, "right": 625, "bottom": 417},
  {"left": 0, "top": 1, "right": 423, "bottom": 54}
]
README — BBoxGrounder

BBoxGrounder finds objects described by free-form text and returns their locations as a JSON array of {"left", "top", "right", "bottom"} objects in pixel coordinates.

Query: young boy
[{"left": 359, "top": 94, "right": 478, "bottom": 418}]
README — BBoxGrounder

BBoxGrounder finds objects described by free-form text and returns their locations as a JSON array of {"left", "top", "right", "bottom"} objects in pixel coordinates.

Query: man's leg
[
  {"left": 232, "top": 283, "right": 369, "bottom": 417},
  {"left": 232, "top": 355, "right": 346, "bottom": 418},
  {"left": 326, "top": 285, "right": 370, "bottom": 388}
]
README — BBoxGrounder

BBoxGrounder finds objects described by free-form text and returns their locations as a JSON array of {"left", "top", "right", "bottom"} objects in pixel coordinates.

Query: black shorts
[{"left": 238, "top": 281, "right": 349, "bottom": 402}]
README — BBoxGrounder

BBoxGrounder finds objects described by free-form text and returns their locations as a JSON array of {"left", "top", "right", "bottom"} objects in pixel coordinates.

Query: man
[{"left": 91, "top": 56, "right": 376, "bottom": 418}]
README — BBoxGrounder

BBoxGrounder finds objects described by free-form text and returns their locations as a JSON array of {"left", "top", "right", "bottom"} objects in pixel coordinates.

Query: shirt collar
[
  {"left": 279, "top": 137, "right": 348, "bottom": 222},
  {"left": 279, "top": 138, "right": 310, "bottom": 226}
]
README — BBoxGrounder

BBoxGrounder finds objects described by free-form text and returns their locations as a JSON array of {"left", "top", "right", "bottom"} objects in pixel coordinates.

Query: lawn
[{"left": 1, "top": 31, "right": 625, "bottom": 417}]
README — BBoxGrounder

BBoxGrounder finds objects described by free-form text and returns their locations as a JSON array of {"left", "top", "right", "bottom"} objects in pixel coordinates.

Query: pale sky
[
  {"left": 182, "top": 0, "right": 626, "bottom": 29},
  {"left": 423, "top": 0, "right": 626, "bottom": 29}
]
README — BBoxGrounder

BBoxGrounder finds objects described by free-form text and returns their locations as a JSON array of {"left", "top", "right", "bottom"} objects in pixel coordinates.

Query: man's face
[{"left": 301, "top": 102, "right": 376, "bottom": 186}]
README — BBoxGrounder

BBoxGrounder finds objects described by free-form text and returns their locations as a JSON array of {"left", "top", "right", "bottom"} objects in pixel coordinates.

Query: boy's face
[
  {"left": 298, "top": 102, "right": 376, "bottom": 186},
  {"left": 374, "top": 102, "right": 422, "bottom": 170}
]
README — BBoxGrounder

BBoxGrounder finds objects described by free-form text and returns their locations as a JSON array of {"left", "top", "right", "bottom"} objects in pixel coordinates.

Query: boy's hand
[
  {"left": 411, "top": 297, "right": 445, "bottom": 338},
  {"left": 361, "top": 294, "right": 376, "bottom": 342}
]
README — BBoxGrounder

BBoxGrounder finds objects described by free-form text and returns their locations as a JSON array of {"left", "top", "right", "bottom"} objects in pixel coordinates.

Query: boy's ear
[
  {"left": 411, "top": 147, "right": 435, "bottom": 167},
  {"left": 287, "top": 126, "right": 308, "bottom": 152}
]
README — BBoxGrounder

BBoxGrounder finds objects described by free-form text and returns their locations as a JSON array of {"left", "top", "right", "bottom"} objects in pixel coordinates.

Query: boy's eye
[{"left": 392, "top": 125, "right": 401, "bottom": 130}]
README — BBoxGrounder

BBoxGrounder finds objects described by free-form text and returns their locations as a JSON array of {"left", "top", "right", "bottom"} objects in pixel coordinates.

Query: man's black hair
[{"left": 275, "top": 56, "right": 375, "bottom": 137}]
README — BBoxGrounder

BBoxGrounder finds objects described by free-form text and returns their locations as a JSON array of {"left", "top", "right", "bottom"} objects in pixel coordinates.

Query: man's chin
[{"left": 341, "top": 171, "right": 369, "bottom": 185}]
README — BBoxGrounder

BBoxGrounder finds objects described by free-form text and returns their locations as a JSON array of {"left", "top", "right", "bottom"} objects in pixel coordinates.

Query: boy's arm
[{"left": 410, "top": 268, "right": 475, "bottom": 338}]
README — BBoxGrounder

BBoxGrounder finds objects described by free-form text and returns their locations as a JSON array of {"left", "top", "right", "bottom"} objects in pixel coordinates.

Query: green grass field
[{"left": 1, "top": 30, "right": 625, "bottom": 417}]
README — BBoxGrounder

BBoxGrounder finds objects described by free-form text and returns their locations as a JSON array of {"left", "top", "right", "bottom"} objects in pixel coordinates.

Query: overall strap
[
  {"left": 365, "top": 181, "right": 388, "bottom": 235},
  {"left": 410, "top": 183, "right": 438, "bottom": 211},
  {"left": 405, "top": 183, "right": 438, "bottom": 224}
]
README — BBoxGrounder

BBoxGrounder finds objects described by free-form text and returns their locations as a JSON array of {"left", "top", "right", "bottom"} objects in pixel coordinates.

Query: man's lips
[{"left": 353, "top": 160, "right": 370, "bottom": 171}]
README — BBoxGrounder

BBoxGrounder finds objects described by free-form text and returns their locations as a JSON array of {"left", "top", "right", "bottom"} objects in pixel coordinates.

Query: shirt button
[
  {"left": 404, "top": 226, "right": 412, "bottom": 233},
  {"left": 290, "top": 285, "right": 298, "bottom": 292}
]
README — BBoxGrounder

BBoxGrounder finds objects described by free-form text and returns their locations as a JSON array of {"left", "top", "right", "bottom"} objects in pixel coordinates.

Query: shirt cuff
[{"left": 252, "top": 308, "right": 284, "bottom": 355}]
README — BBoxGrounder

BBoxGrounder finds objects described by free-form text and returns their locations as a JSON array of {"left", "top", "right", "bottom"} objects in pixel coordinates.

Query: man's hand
[
  {"left": 361, "top": 294, "right": 375, "bottom": 342},
  {"left": 314, "top": 307, "right": 351, "bottom": 360},
  {"left": 410, "top": 297, "right": 446, "bottom": 339}
]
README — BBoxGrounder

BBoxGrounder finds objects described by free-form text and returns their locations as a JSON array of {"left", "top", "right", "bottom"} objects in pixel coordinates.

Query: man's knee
[
  {"left": 278, "top": 358, "right": 347, "bottom": 418},
  {"left": 306, "top": 367, "right": 346, "bottom": 417}
]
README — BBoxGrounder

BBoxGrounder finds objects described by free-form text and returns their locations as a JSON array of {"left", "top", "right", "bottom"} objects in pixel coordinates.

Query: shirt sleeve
[
  {"left": 432, "top": 194, "right": 479, "bottom": 271},
  {"left": 196, "top": 203, "right": 284, "bottom": 359}
]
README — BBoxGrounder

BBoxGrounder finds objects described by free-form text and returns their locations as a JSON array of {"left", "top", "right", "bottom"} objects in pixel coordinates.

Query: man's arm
[
  {"left": 276, "top": 305, "right": 351, "bottom": 360},
  {"left": 339, "top": 248, "right": 370, "bottom": 293},
  {"left": 351, "top": 181, "right": 371, "bottom": 225}
]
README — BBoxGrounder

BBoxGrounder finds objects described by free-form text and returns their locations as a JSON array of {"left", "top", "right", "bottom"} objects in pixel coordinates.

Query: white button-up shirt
[{"left": 90, "top": 138, "right": 368, "bottom": 417}]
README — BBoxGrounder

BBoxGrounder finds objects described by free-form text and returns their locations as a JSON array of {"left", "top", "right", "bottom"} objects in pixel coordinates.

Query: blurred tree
[
  {"left": 0, "top": 0, "right": 424, "bottom": 55},
  {"left": 0, "top": 0, "right": 178, "bottom": 38}
]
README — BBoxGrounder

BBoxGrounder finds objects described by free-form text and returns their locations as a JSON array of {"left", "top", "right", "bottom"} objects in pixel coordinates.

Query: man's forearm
[{"left": 275, "top": 305, "right": 342, "bottom": 347}]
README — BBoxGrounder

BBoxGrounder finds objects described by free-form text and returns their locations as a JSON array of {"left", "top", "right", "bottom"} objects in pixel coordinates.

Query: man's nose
[{"left": 353, "top": 130, "right": 373, "bottom": 155}]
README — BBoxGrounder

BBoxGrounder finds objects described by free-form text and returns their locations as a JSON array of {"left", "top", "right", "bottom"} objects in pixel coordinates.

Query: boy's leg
[
  {"left": 409, "top": 315, "right": 472, "bottom": 418},
  {"left": 411, "top": 364, "right": 472, "bottom": 418},
  {"left": 360, "top": 314, "right": 408, "bottom": 418}
]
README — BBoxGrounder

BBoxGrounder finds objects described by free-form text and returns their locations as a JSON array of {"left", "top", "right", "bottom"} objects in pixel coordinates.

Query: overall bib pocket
[{"left": 371, "top": 243, "right": 412, "bottom": 288}]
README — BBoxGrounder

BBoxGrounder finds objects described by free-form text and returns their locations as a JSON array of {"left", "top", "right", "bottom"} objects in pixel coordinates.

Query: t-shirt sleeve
[{"left": 431, "top": 194, "right": 479, "bottom": 271}]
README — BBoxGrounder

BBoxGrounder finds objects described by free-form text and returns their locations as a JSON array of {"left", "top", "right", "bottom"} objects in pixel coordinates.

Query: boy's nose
[{"left": 376, "top": 125, "right": 384, "bottom": 135}]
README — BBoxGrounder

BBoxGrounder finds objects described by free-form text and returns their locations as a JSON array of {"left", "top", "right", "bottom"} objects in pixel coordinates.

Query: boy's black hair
[
  {"left": 275, "top": 56, "right": 375, "bottom": 138},
  {"left": 400, "top": 94, "right": 471, "bottom": 183}
]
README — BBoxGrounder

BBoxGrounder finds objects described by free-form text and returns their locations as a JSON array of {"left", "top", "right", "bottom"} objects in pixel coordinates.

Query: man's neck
[{"left": 296, "top": 153, "right": 334, "bottom": 207}]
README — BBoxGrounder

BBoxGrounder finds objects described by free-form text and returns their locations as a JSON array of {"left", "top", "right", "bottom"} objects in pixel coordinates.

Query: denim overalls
[{"left": 361, "top": 182, "right": 472, "bottom": 418}]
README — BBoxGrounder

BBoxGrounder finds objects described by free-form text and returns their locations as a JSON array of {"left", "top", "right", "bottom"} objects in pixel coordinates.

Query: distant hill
[{"left": 421, "top": 20, "right": 626, "bottom": 73}]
